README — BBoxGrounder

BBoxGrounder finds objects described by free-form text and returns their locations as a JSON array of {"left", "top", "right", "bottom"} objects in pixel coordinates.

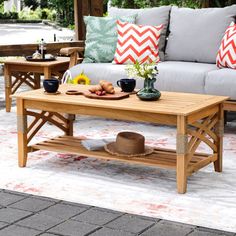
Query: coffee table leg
[
  {"left": 66, "top": 114, "right": 75, "bottom": 136},
  {"left": 34, "top": 73, "right": 41, "bottom": 89},
  {"left": 214, "top": 104, "right": 224, "bottom": 172},
  {"left": 176, "top": 115, "right": 188, "bottom": 194},
  {"left": 17, "top": 99, "right": 28, "bottom": 167},
  {"left": 44, "top": 67, "right": 52, "bottom": 80},
  {"left": 4, "top": 64, "right": 12, "bottom": 112}
]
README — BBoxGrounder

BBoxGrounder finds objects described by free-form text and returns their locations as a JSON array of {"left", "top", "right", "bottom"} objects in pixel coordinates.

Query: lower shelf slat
[{"left": 30, "top": 135, "right": 213, "bottom": 170}]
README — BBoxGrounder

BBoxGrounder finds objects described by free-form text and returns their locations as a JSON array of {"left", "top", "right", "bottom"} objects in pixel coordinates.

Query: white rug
[{"left": 0, "top": 108, "right": 236, "bottom": 232}]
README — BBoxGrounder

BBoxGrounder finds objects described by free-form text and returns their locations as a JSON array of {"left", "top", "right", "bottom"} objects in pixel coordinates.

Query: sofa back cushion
[
  {"left": 165, "top": 5, "right": 236, "bottom": 63},
  {"left": 109, "top": 6, "right": 171, "bottom": 61},
  {"left": 83, "top": 15, "right": 136, "bottom": 63},
  {"left": 216, "top": 22, "right": 236, "bottom": 69},
  {"left": 113, "top": 21, "right": 163, "bottom": 64}
]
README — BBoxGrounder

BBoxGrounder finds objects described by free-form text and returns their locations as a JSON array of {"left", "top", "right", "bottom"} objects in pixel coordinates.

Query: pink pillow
[
  {"left": 216, "top": 22, "right": 236, "bottom": 69},
  {"left": 113, "top": 20, "right": 163, "bottom": 64}
]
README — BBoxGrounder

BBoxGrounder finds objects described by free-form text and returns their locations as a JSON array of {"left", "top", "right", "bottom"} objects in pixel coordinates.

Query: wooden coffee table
[
  {"left": 4, "top": 57, "right": 70, "bottom": 112},
  {"left": 13, "top": 84, "right": 228, "bottom": 193}
]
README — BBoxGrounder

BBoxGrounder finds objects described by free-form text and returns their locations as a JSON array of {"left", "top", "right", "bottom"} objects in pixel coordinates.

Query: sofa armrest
[
  {"left": 59, "top": 47, "right": 84, "bottom": 68},
  {"left": 59, "top": 47, "right": 84, "bottom": 57}
]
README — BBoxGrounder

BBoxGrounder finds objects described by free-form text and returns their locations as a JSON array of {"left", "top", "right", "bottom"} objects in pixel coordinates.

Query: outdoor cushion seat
[
  {"left": 205, "top": 69, "right": 236, "bottom": 100},
  {"left": 156, "top": 61, "right": 217, "bottom": 94},
  {"left": 68, "top": 63, "right": 145, "bottom": 88},
  {"left": 68, "top": 61, "right": 217, "bottom": 94}
]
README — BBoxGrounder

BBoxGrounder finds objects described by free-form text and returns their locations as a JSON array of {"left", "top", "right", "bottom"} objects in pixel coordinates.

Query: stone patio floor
[
  {"left": 0, "top": 76, "right": 235, "bottom": 236},
  {"left": 0, "top": 189, "right": 235, "bottom": 236}
]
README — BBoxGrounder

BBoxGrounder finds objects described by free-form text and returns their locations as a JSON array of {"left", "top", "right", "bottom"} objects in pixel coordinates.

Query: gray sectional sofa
[{"left": 67, "top": 5, "right": 236, "bottom": 103}]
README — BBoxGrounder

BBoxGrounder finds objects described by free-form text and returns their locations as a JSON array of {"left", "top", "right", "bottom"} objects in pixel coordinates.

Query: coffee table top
[
  {"left": 4, "top": 57, "right": 70, "bottom": 67},
  {"left": 13, "top": 84, "right": 228, "bottom": 116}
]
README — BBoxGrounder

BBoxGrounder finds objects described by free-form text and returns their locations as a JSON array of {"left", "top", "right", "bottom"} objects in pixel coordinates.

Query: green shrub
[
  {"left": 108, "top": 0, "right": 235, "bottom": 8},
  {"left": 0, "top": 3, "right": 4, "bottom": 13},
  {"left": 41, "top": 9, "right": 48, "bottom": 19},
  {"left": 0, "top": 11, "right": 18, "bottom": 19},
  {"left": 23, "top": 0, "right": 39, "bottom": 10},
  {"left": 109, "top": 0, "right": 202, "bottom": 8},
  {"left": 18, "top": 7, "right": 40, "bottom": 20},
  {"left": 68, "top": 24, "right": 75, "bottom": 30},
  {"left": 41, "top": 8, "right": 57, "bottom": 21},
  {"left": 18, "top": 7, "right": 57, "bottom": 21}
]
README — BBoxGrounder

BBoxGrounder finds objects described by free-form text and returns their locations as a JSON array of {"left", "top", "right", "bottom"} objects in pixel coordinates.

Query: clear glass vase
[{"left": 137, "top": 77, "right": 161, "bottom": 101}]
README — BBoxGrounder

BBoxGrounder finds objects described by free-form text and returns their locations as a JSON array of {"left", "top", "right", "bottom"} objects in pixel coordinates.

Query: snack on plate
[
  {"left": 89, "top": 85, "right": 102, "bottom": 93},
  {"left": 99, "top": 80, "right": 115, "bottom": 94},
  {"left": 95, "top": 90, "right": 106, "bottom": 96},
  {"left": 88, "top": 80, "right": 115, "bottom": 96}
]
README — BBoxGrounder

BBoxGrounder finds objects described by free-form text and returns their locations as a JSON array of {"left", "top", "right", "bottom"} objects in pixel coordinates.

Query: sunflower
[{"left": 72, "top": 72, "right": 90, "bottom": 85}]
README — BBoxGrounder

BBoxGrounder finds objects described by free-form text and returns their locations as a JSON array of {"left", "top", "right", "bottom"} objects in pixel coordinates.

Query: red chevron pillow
[
  {"left": 216, "top": 22, "right": 236, "bottom": 69},
  {"left": 113, "top": 20, "right": 163, "bottom": 64}
]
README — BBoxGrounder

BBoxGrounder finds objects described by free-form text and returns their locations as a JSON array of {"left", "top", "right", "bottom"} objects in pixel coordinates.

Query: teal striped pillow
[{"left": 83, "top": 15, "right": 136, "bottom": 63}]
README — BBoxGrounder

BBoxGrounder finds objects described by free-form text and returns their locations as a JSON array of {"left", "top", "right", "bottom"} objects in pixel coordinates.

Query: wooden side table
[{"left": 4, "top": 57, "right": 70, "bottom": 112}]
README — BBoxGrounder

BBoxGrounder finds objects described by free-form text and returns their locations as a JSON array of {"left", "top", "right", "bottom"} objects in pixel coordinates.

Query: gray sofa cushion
[
  {"left": 108, "top": 6, "right": 171, "bottom": 61},
  {"left": 165, "top": 5, "right": 236, "bottom": 63},
  {"left": 156, "top": 61, "right": 217, "bottom": 94},
  {"left": 68, "top": 61, "right": 217, "bottom": 95},
  {"left": 205, "top": 69, "right": 236, "bottom": 100},
  {"left": 68, "top": 63, "right": 144, "bottom": 88}
]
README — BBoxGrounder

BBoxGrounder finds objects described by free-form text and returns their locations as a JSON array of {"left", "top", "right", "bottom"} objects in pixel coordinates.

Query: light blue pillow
[{"left": 83, "top": 15, "right": 136, "bottom": 63}]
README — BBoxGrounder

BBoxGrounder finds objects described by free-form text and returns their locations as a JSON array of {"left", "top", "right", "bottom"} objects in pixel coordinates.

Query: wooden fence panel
[{"left": 0, "top": 41, "right": 84, "bottom": 57}]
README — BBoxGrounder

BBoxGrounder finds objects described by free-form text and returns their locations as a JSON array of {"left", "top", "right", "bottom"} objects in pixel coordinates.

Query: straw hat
[{"left": 104, "top": 132, "right": 153, "bottom": 157}]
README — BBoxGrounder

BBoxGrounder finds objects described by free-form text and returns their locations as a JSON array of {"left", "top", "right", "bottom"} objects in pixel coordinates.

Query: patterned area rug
[{"left": 0, "top": 108, "right": 236, "bottom": 232}]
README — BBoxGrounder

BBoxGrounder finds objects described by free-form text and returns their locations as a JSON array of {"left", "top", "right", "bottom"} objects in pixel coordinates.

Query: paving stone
[
  {"left": 48, "top": 220, "right": 100, "bottom": 236},
  {"left": 93, "top": 206, "right": 124, "bottom": 215},
  {"left": 0, "top": 225, "right": 40, "bottom": 236},
  {"left": 33, "top": 195, "right": 61, "bottom": 203},
  {"left": 0, "top": 222, "right": 8, "bottom": 229},
  {"left": 72, "top": 208, "right": 121, "bottom": 225},
  {"left": 89, "top": 227, "right": 135, "bottom": 236},
  {"left": 0, "top": 208, "right": 32, "bottom": 223},
  {"left": 132, "top": 214, "right": 161, "bottom": 223},
  {"left": 189, "top": 229, "right": 234, "bottom": 236},
  {"left": 105, "top": 214, "right": 155, "bottom": 234},
  {"left": 39, "top": 234, "right": 61, "bottom": 236},
  {"left": 16, "top": 212, "right": 64, "bottom": 231},
  {"left": 9, "top": 197, "right": 55, "bottom": 212},
  {"left": 3, "top": 189, "right": 30, "bottom": 197},
  {"left": 140, "top": 220, "right": 194, "bottom": 236},
  {"left": 0, "top": 192, "right": 26, "bottom": 206},
  {"left": 61, "top": 200, "right": 92, "bottom": 209},
  {"left": 196, "top": 227, "right": 235, "bottom": 236},
  {"left": 40, "top": 203, "right": 88, "bottom": 220}
]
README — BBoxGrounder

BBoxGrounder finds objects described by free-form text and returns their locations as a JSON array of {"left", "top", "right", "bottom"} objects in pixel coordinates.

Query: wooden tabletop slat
[
  {"left": 4, "top": 57, "right": 70, "bottom": 67},
  {"left": 13, "top": 84, "right": 228, "bottom": 116}
]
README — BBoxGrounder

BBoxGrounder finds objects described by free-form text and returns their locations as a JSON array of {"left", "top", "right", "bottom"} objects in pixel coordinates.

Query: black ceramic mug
[
  {"left": 43, "top": 78, "right": 59, "bottom": 93},
  {"left": 117, "top": 78, "right": 136, "bottom": 92}
]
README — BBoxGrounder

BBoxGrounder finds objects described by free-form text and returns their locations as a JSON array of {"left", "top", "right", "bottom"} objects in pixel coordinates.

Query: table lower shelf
[{"left": 29, "top": 135, "right": 217, "bottom": 175}]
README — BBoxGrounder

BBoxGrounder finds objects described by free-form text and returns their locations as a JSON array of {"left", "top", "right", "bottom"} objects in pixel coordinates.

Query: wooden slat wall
[
  {"left": 76, "top": 0, "right": 103, "bottom": 40},
  {"left": 90, "top": 0, "right": 103, "bottom": 16},
  {"left": 0, "top": 41, "right": 84, "bottom": 57},
  {"left": 74, "top": 0, "right": 80, "bottom": 41},
  {"left": 201, "top": 0, "right": 210, "bottom": 7}
]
